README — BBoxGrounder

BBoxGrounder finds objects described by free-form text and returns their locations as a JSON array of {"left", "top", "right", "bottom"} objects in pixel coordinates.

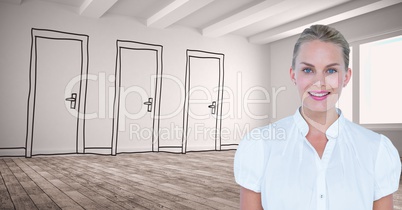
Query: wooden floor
[
  {"left": 1, "top": 150, "right": 402, "bottom": 210},
  {"left": 0, "top": 150, "right": 239, "bottom": 210}
]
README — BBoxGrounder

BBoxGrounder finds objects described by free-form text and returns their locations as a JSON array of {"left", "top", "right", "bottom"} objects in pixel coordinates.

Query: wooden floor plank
[
  {"left": 29, "top": 193, "right": 61, "bottom": 210},
  {"left": 17, "top": 158, "right": 84, "bottom": 210},
  {"left": 0, "top": 173, "right": 15, "bottom": 210},
  {"left": 56, "top": 157, "right": 182, "bottom": 209},
  {"left": 2, "top": 159, "right": 39, "bottom": 210},
  {"left": 0, "top": 160, "right": 15, "bottom": 210}
]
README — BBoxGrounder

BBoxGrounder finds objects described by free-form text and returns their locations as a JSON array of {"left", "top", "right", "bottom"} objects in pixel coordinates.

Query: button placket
[
  {"left": 316, "top": 139, "right": 336, "bottom": 210},
  {"left": 316, "top": 162, "right": 326, "bottom": 209}
]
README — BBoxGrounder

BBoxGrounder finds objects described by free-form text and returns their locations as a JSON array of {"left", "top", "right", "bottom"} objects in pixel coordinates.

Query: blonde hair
[{"left": 292, "top": 25, "right": 350, "bottom": 69}]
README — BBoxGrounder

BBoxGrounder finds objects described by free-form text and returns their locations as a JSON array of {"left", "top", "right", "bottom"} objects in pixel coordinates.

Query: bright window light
[{"left": 359, "top": 35, "right": 402, "bottom": 124}]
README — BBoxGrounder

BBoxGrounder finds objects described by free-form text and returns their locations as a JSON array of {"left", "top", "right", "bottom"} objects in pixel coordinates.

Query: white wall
[
  {"left": 268, "top": 3, "right": 402, "bottom": 154},
  {"left": 0, "top": 0, "right": 271, "bottom": 156}
]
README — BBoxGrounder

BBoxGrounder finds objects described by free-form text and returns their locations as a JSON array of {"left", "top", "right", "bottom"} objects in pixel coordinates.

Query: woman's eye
[
  {"left": 327, "top": 69, "right": 337, "bottom": 74},
  {"left": 303, "top": 68, "right": 312, "bottom": 73}
]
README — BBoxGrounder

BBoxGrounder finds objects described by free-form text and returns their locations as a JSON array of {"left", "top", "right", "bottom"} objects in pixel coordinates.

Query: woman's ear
[
  {"left": 343, "top": 68, "right": 352, "bottom": 87},
  {"left": 290, "top": 67, "right": 296, "bottom": 85},
  {"left": 289, "top": 67, "right": 296, "bottom": 85}
]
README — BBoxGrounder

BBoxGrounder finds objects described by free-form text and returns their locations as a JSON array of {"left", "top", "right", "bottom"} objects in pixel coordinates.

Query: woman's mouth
[{"left": 308, "top": 91, "right": 330, "bottom": 101}]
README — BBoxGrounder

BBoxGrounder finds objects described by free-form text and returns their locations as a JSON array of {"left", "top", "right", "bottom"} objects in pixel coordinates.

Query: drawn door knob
[
  {"left": 208, "top": 101, "right": 216, "bottom": 114},
  {"left": 143, "top": 98, "right": 153, "bottom": 112},
  {"left": 65, "top": 93, "right": 77, "bottom": 109}
]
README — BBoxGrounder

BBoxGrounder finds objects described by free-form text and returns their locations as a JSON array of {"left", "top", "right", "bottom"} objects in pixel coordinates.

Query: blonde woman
[{"left": 234, "top": 25, "right": 401, "bottom": 210}]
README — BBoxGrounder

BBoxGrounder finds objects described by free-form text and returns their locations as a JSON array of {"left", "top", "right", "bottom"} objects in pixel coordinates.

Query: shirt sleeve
[
  {"left": 374, "top": 134, "right": 401, "bottom": 200},
  {"left": 234, "top": 129, "right": 268, "bottom": 193}
]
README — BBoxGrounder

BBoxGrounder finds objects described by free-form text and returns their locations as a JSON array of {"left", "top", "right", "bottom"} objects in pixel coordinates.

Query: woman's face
[{"left": 290, "top": 40, "right": 351, "bottom": 113}]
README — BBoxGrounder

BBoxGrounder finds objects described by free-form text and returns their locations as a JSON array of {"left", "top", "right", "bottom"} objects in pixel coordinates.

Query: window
[{"left": 359, "top": 35, "right": 402, "bottom": 124}]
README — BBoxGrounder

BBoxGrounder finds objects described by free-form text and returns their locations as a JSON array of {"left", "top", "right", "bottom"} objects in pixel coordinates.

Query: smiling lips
[{"left": 308, "top": 91, "right": 330, "bottom": 101}]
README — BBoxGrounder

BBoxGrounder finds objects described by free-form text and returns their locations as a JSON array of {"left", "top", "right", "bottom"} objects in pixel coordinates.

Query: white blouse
[{"left": 234, "top": 108, "right": 401, "bottom": 210}]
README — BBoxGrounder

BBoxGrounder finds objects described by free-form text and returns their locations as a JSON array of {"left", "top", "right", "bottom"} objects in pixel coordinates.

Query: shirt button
[{"left": 320, "top": 194, "right": 324, "bottom": 199}]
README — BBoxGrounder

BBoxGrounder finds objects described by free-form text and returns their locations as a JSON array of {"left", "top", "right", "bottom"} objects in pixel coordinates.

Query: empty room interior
[{"left": 1, "top": 0, "right": 402, "bottom": 209}]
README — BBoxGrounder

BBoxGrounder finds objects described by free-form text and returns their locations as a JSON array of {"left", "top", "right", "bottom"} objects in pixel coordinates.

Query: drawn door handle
[
  {"left": 208, "top": 101, "right": 216, "bottom": 114},
  {"left": 65, "top": 93, "right": 77, "bottom": 109},
  {"left": 143, "top": 98, "right": 153, "bottom": 112}
]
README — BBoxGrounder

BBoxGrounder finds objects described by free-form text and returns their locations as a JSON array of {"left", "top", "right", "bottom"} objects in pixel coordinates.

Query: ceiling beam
[
  {"left": 147, "top": 0, "right": 215, "bottom": 29},
  {"left": 249, "top": 0, "right": 402, "bottom": 44},
  {"left": 202, "top": 0, "right": 306, "bottom": 38},
  {"left": 79, "top": 0, "right": 118, "bottom": 18}
]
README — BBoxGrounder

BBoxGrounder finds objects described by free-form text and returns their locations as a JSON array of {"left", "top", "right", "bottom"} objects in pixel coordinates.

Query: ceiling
[{"left": 3, "top": 0, "right": 402, "bottom": 44}]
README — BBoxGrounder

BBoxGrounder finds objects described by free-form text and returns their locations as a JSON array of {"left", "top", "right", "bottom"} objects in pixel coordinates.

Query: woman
[{"left": 234, "top": 25, "right": 401, "bottom": 209}]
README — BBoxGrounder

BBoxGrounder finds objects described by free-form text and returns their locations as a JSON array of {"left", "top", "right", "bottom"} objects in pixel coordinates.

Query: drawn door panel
[
  {"left": 26, "top": 29, "right": 89, "bottom": 156},
  {"left": 182, "top": 50, "right": 224, "bottom": 153},
  {"left": 112, "top": 41, "right": 163, "bottom": 155}
]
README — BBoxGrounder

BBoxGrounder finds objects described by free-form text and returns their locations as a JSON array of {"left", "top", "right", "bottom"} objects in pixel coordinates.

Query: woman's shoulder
[
  {"left": 342, "top": 119, "right": 399, "bottom": 159},
  {"left": 236, "top": 116, "right": 294, "bottom": 157},
  {"left": 245, "top": 116, "right": 293, "bottom": 142},
  {"left": 343, "top": 119, "right": 381, "bottom": 143}
]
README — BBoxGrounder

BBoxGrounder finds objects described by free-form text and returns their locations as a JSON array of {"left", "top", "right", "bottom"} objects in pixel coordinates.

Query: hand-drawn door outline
[
  {"left": 26, "top": 28, "right": 89, "bottom": 158},
  {"left": 181, "top": 50, "right": 225, "bottom": 154},
  {"left": 111, "top": 40, "right": 163, "bottom": 155}
]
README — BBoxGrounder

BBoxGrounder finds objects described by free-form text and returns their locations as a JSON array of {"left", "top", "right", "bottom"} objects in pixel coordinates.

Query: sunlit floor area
[{"left": 1, "top": 151, "right": 402, "bottom": 210}]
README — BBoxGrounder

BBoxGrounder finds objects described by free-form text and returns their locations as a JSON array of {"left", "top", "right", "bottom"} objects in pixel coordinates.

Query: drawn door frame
[
  {"left": 181, "top": 50, "right": 225, "bottom": 154},
  {"left": 25, "top": 28, "right": 89, "bottom": 158},
  {"left": 111, "top": 40, "right": 163, "bottom": 156}
]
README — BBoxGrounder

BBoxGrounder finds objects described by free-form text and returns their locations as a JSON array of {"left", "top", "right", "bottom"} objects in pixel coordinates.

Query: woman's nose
[{"left": 313, "top": 74, "right": 326, "bottom": 86}]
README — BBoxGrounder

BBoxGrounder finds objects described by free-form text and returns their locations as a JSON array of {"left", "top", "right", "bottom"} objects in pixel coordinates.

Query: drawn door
[
  {"left": 26, "top": 29, "right": 88, "bottom": 157},
  {"left": 182, "top": 50, "right": 224, "bottom": 153},
  {"left": 111, "top": 41, "right": 163, "bottom": 155}
]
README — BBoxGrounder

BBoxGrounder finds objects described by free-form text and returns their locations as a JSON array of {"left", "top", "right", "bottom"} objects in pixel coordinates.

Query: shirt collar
[{"left": 293, "top": 107, "right": 345, "bottom": 139}]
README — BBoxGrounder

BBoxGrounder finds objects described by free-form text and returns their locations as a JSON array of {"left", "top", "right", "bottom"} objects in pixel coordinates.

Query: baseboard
[
  {"left": 0, "top": 147, "right": 26, "bottom": 157},
  {"left": 116, "top": 147, "right": 153, "bottom": 154},
  {"left": 84, "top": 147, "right": 112, "bottom": 155}
]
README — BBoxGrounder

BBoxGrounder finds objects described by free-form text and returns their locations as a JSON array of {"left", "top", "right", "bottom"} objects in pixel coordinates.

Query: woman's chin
[{"left": 302, "top": 101, "right": 336, "bottom": 113}]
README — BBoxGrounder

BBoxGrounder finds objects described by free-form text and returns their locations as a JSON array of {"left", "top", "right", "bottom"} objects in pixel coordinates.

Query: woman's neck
[{"left": 301, "top": 106, "right": 339, "bottom": 135}]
